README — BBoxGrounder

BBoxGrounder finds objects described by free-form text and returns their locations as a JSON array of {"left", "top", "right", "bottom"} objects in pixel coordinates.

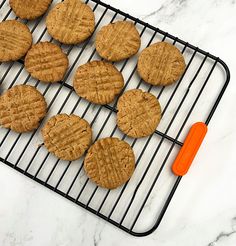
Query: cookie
[
  {"left": 25, "top": 42, "right": 69, "bottom": 83},
  {"left": 117, "top": 89, "right": 161, "bottom": 138},
  {"left": 0, "top": 85, "right": 47, "bottom": 133},
  {"left": 137, "top": 42, "right": 186, "bottom": 86},
  {"left": 46, "top": 0, "right": 95, "bottom": 44},
  {"left": 84, "top": 137, "right": 135, "bottom": 189},
  {"left": 95, "top": 21, "right": 141, "bottom": 62},
  {"left": 0, "top": 20, "right": 32, "bottom": 62},
  {"left": 9, "top": 0, "right": 52, "bottom": 20},
  {"left": 73, "top": 61, "right": 124, "bottom": 105},
  {"left": 42, "top": 114, "right": 92, "bottom": 161}
]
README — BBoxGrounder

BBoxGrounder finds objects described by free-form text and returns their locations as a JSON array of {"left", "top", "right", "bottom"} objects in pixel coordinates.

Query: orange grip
[{"left": 172, "top": 122, "right": 207, "bottom": 176}]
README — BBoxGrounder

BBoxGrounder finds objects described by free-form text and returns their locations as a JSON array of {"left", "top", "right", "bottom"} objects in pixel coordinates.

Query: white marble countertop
[{"left": 1, "top": 0, "right": 236, "bottom": 245}]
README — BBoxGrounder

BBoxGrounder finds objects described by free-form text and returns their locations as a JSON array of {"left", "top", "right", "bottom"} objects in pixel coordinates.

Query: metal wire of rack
[{"left": 0, "top": 0, "right": 230, "bottom": 236}]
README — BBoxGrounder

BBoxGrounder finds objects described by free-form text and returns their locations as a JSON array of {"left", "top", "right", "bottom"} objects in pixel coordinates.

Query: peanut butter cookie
[
  {"left": 0, "top": 20, "right": 32, "bottom": 62},
  {"left": 84, "top": 137, "right": 135, "bottom": 189},
  {"left": 42, "top": 114, "right": 92, "bottom": 161},
  {"left": 73, "top": 61, "right": 124, "bottom": 105},
  {"left": 10, "top": 0, "right": 52, "bottom": 20},
  {"left": 0, "top": 85, "right": 47, "bottom": 132},
  {"left": 117, "top": 89, "right": 161, "bottom": 138},
  {"left": 95, "top": 21, "right": 141, "bottom": 61},
  {"left": 25, "top": 42, "right": 69, "bottom": 83},
  {"left": 46, "top": 0, "right": 95, "bottom": 44},
  {"left": 137, "top": 42, "right": 186, "bottom": 86}
]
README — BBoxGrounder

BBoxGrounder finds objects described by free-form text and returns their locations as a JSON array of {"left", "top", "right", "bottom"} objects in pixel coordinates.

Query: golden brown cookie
[
  {"left": 46, "top": 0, "right": 95, "bottom": 44},
  {"left": 73, "top": 61, "right": 124, "bottom": 105},
  {"left": 9, "top": 0, "right": 52, "bottom": 20},
  {"left": 95, "top": 21, "right": 141, "bottom": 62},
  {"left": 84, "top": 137, "right": 135, "bottom": 189},
  {"left": 117, "top": 89, "right": 161, "bottom": 138},
  {"left": 25, "top": 42, "right": 69, "bottom": 83},
  {"left": 41, "top": 114, "right": 92, "bottom": 161},
  {"left": 0, "top": 20, "right": 32, "bottom": 62},
  {"left": 0, "top": 85, "right": 47, "bottom": 133},
  {"left": 137, "top": 42, "right": 186, "bottom": 86}
]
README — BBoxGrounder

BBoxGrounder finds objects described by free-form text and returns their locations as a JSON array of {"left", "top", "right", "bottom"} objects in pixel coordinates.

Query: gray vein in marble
[
  {"left": 93, "top": 232, "right": 100, "bottom": 246},
  {"left": 207, "top": 217, "right": 236, "bottom": 246},
  {"left": 140, "top": 0, "right": 188, "bottom": 22},
  {"left": 207, "top": 231, "right": 236, "bottom": 246},
  {"left": 79, "top": 226, "right": 86, "bottom": 246},
  {"left": 2, "top": 231, "right": 33, "bottom": 246},
  {"left": 141, "top": 9, "right": 161, "bottom": 20},
  {"left": 214, "top": 0, "right": 235, "bottom": 6},
  {"left": 93, "top": 220, "right": 105, "bottom": 246}
]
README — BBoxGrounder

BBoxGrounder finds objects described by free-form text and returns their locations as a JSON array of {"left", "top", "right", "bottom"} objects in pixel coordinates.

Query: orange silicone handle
[{"left": 172, "top": 122, "right": 208, "bottom": 176}]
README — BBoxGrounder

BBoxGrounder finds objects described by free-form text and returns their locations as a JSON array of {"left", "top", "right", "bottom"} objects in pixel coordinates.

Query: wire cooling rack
[{"left": 0, "top": 0, "right": 230, "bottom": 236}]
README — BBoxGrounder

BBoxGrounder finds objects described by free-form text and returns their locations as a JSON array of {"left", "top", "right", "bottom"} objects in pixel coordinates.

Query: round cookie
[
  {"left": 0, "top": 20, "right": 32, "bottom": 62},
  {"left": 46, "top": 0, "right": 95, "bottom": 44},
  {"left": 0, "top": 85, "right": 47, "bottom": 132},
  {"left": 42, "top": 114, "right": 92, "bottom": 161},
  {"left": 117, "top": 89, "right": 161, "bottom": 138},
  {"left": 73, "top": 61, "right": 124, "bottom": 105},
  {"left": 137, "top": 42, "right": 186, "bottom": 86},
  {"left": 95, "top": 21, "right": 141, "bottom": 61},
  {"left": 84, "top": 137, "right": 135, "bottom": 189},
  {"left": 9, "top": 0, "right": 52, "bottom": 20},
  {"left": 25, "top": 42, "right": 69, "bottom": 83}
]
